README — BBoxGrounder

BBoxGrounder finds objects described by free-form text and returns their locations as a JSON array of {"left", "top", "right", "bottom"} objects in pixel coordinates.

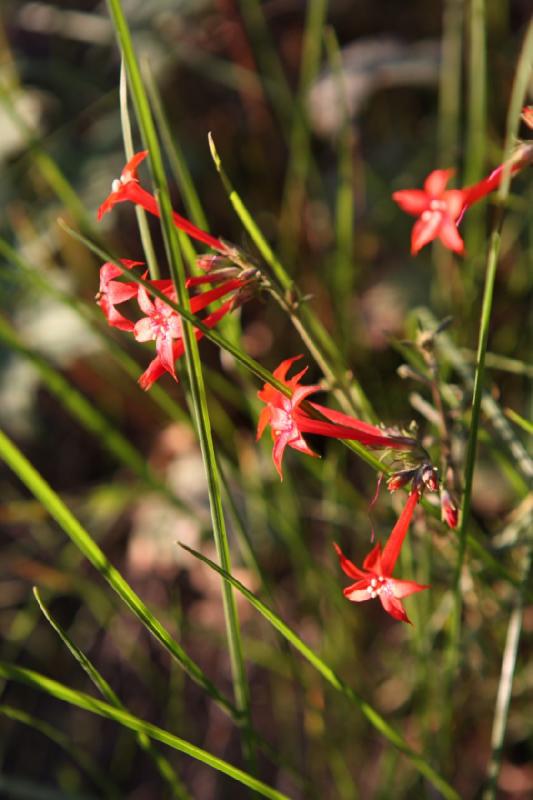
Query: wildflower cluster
[
  {"left": 96, "top": 152, "right": 255, "bottom": 390},
  {"left": 95, "top": 113, "right": 530, "bottom": 624}
]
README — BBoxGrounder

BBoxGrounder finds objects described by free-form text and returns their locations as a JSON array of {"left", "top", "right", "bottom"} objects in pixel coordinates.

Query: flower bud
[
  {"left": 441, "top": 490, "right": 458, "bottom": 529},
  {"left": 196, "top": 254, "right": 230, "bottom": 272},
  {"left": 419, "top": 463, "right": 439, "bottom": 493},
  {"left": 387, "top": 469, "right": 416, "bottom": 493}
]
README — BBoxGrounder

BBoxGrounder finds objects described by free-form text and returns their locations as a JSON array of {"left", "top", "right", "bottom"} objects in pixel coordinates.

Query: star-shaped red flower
[
  {"left": 334, "top": 490, "right": 428, "bottom": 624},
  {"left": 257, "top": 357, "right": 417, "bottom": 479},
  {"left": 97, "top": 151, "right": 227, "bottom": 253},
  {"left": 392, "top": 169, "right": 467, "bottom": 255}
]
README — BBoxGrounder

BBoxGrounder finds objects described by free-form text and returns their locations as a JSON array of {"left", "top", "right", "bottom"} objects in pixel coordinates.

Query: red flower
[
  {"left": 97, "top": 151, "right": 227, "bottom": 253},
  {"left": 394, "top": 147, "right": 532, "bottom": 256},
  {"left": 257, "top": 357, "right": 417, "bottom": 479},
  {"left": 392, "top": 169, "right": 467, "bottom": 255},
  {"left": 334, "top": 490, "right": 428, "bottom": 624},
  {"left": 134, "top": 278, "right": 245, "bottom": 391},
  {"left": 257, "top": 357, "right": 322, "bottom": 479}
]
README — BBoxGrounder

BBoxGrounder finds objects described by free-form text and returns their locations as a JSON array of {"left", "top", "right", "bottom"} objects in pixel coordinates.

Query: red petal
[
  {"left": 438, "top": 216, "right": 465, "bottom": 254},
  {"left": 379, "top": 594, "right": 411, "bottom": 623},
  {"left": 392, "top": 189, "right": 428, "bottom": 216},
  {"left": 256, "top": 406, "right": 271, "bottom": 441},
  {"left": 333, "top": 543, "right": 366, "bottom": 580},
  {"left": 189, "top": 279, "right": 243, "bottom": 313},
  {"left": 273, "top": 356, "right": 305, "bottom": 383},
  {"left": 362, "top": 542, "right": 383, "bottom": 572},
  {"left": 424, "top": 168, "right": 453, "bottom": 197},
  {"left": 138, "top": 355, "right": 167, "bottom": 391},
  {"left": 411, "top": 213, "right": 442, "bottom": 255},
  {"left": 343, "top": 581, "right": 372, "bottom": 602},
  {"left": 97, "top": 191, "right": 122, "bottom": 220},
  {"left": 390, "top": 578, "right": 430, "bottom": 599},
  {"left": 381, "top": 491, "right": 419, "bottom": 574},
  {"left": 121, "top": 150, "right": 148, "bottom": 182}
]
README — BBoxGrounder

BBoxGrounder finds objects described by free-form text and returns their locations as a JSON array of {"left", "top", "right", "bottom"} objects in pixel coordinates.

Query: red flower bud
[
  {"left": 387, "top": 469, "right": 416, "bottom": 493},
  {"left": 441, "top": 490, "right": 459, "bottom": 529}
]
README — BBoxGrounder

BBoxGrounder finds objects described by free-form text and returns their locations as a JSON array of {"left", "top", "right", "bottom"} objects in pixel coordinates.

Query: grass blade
[
  {"left": 33, "top": 588, "right": 190, "bottom": 799},
  {"left": 444, "top": 16, "right": 533, "bottom": 751},
  {"left": 179, "top": 543, "right": 460, "bottom": 800},
  {"left": 105, "top": 0, "right": 254, "bottom": 763},
  {"left": 0, "top": 426, "right": 235, "bottom": 716},
  {"left": 0, "top": 661, "right": 289, "bottom": 800}
]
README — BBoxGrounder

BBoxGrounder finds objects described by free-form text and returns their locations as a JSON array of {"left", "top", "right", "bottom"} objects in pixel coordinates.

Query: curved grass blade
[
  {"left": 0, "top": 427, "right": 235, "bottom": 717},
  {"left": 0, "top": 661, "right": 289, "bottom": 800},
  {"left": 179, "top": 543, "right": 461, "bottom": 800},
  {"left": 208, "top": 133, "right": 376, "bottom": 421},
  {"left": 33, "top": 588, "right": 190, "bottom": 799}
]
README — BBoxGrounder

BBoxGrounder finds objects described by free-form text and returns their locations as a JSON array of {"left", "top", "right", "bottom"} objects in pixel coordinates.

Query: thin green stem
[
  {"left": 105, "top": 0, "right": 254, "bottom": 763},
  {"left": 208, "top": 133, "right": 376, "bottom": 421},
  {"left": 444, "top": 15, "right": 533, "bottom": 751},
  {"left": 482, "top": 543, "right": 532, "bottom": 799},
  {"left": 438, "top": 0, "right": 464, "bottom": 165}
]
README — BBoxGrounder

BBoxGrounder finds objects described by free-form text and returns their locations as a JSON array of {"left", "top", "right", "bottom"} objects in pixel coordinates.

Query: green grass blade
[
  {"left": 143, "top": 60, "right": 209, "bottom": 232},
  {"left": 179, "top": 543, "right": 461, "bottom": 800},
  {"left": 483, "top": 545, "right": 532, "bottom": 799},
  {"left": 105, "top": 0, "right": 254, "bottom": 763},
  {"left": 445, "top": 15, "right": 533, "bottom": 747},
  {"left": 59, "top": 220, "right": 387, "bottom": 473},
  {"left": 0, "top": 662, "right": 289, "bottom": 800},
  {"left": 208, "top": 134, "right": 376, "bottom": 421},
  {"left": 278, "top": 0, "right": 328, "bottom": 265},
  {"left": 504, "top": 407, "right": 533, "bottom": 436},
  {"left": 33, "top": 588, "right": 190, "bottom": 799},
  {"left": 438, "top": 0, "right": 464, "bottom": 165},
  {"left": 0, "top": 427, "right": 235, "bottom": 716},
  {"left": 236, "top": 0, "right": 294, "bottom": 130}
]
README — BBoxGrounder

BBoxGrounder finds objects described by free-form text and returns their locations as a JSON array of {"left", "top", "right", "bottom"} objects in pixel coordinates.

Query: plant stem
[{"left": 105, "top": 0, "right": 255, "bottom": 765}]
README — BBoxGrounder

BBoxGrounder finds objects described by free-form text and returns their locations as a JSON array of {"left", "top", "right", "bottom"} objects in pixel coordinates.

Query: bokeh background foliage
[{"left": 0, "top": 1, "right": 532, "bottom": 798}]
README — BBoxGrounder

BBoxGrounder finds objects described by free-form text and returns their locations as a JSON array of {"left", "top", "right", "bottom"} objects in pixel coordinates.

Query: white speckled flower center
[{"left": 367, "top": 576, "right": 388, "bottom": 599}]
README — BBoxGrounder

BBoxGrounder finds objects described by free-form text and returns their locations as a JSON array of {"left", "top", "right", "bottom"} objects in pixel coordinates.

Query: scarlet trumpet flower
[
  {"left": 95, "top": 258, "right": 247, "bottom": 390},
  {"left": 393, "top": 146, "right": 532, "bottom": 255},
  {"left": 98, "top": 151, "right": 227, "bottom": 253},
  {"left": 257, "top": 356, "right": 417, "bottom": 479},
  {"left": 134, "top": 279, "right": 244, "bottom": 390},
  {"left": 334, "top": 490, "right": 428, "bottom": 623}
]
